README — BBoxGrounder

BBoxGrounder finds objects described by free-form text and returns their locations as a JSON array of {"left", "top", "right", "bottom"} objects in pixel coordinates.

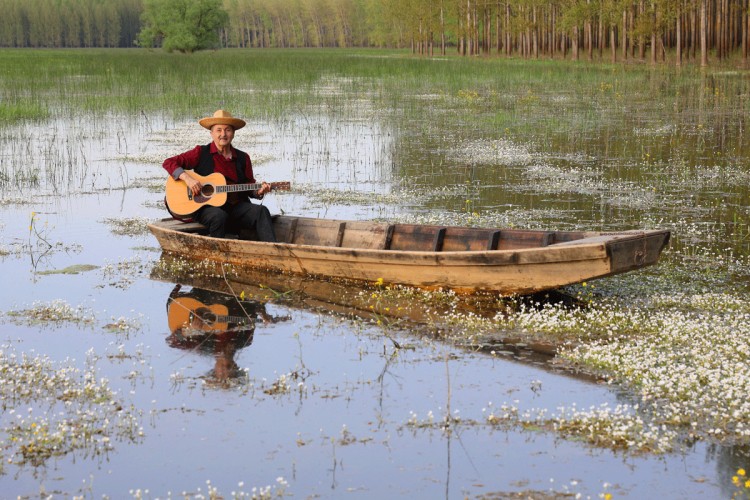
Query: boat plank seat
[{"left": 159, "top": 218, "right": 208, "bottom": 234}]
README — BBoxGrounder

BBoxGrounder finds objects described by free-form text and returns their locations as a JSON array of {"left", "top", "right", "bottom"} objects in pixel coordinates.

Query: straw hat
[{"left": 199, "top": 109, "right": 246, "bottom": 130}]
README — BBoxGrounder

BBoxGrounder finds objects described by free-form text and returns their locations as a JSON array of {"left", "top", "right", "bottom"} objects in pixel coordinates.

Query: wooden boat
[{"left": 147, "top": 215, "right": 670, "bottom": 295}]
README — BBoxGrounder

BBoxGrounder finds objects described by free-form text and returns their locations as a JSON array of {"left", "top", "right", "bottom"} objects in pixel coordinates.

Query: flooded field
[{"left": 1, "top": 49, "right": 750, "bottom": 498}]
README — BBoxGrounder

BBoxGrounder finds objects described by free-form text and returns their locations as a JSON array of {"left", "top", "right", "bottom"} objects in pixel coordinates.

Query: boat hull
[{"left": 148, "top": 216, "right": 670, "bottom": 295}]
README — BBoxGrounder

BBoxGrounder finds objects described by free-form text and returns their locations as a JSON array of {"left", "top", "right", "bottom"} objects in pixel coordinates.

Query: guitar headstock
[{"left": 270, "top": 182, "right": 291, "bottom": 192}]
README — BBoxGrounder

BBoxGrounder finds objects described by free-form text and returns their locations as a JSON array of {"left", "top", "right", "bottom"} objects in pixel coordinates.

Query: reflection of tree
[{"left": 166, "top": 284, "right": 287, "bottom": 388}]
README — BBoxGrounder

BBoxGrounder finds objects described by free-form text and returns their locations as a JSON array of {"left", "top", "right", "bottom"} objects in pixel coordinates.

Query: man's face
[{"left": 211, "top": 124, "right": 235, "bottom": 149}]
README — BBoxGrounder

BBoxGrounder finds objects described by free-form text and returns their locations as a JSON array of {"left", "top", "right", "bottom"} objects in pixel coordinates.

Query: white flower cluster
[
  {"left": 6, "top": 299, "right": 95, "bottom": 327},
  {"left": 0, "top": 345, "right": 142, "bottom": 466},
  {"left": 560, "top": 293, "right": 750, "bottom": 445}
]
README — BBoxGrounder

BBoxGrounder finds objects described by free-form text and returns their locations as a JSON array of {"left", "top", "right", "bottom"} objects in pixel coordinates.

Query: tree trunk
[
  {"left": 586, "top": 1, "right": 593, "bottom": 61},
  {"left": 651, "top": 3, "right": 657, "bottom": 65},
  {"left": 506, "top": 3, "right": 512, "bottom": 55},
  {"left": 743, "top": 0, "right": 749, "bottom": 63},
  {"left": 701, "top": 0, "right": 708, "bottom": 67},
  {"left": 716, "top": 0, "right": 723, "bottom": 59},
  {"left": 622, "top": 9, "right": 627, "bottom": 60},
  {"left": 676, "top": 6, "right": 682, "bottom": 66},
  {"left": 496, "top": 2, "right": 501, "bottom": 54},
  {"left": 467, "top": 0, "right": 472, "bottom": 55},
  {"left": 690, "top": 7, "right": 696, "bottom": 59},
  {"left": 533, "top": 6, "right": 538, "bottom": 58},
  {"left": 638, "top": 1, "right": 646, "bottom": 59},
  {"left": 441, "top": 5, "right": 446, "bottom": 55}
]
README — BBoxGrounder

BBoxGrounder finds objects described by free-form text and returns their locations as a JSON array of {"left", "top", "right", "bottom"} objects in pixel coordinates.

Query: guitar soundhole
[{"left": 201, "top": 184, "right": 215, "bottom": 198}]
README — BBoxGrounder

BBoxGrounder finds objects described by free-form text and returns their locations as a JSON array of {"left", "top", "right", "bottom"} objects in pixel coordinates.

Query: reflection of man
[{"left": 166, "top": 285, "right": 269, "bottom": 386}]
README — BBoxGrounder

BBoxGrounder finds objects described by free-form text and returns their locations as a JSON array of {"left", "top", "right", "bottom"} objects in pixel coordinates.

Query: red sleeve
[{"left": 162, "top": 145, "right": 202, "bottom": 178}]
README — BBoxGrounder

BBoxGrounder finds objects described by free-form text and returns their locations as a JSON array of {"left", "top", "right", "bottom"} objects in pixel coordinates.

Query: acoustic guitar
[{"left": 165, "top": 172, "right": 291, "bottom": 216}]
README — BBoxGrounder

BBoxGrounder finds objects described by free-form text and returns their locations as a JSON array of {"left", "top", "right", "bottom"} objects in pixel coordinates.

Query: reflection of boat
[
  {"left": 148, "top": 215, "right": 670, "bottom": 295},
  {"left": 154, "top": 256, "right": 569, "bottom": 359}
]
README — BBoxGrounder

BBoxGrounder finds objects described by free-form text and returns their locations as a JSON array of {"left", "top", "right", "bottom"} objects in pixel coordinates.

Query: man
[{"left": 163, "top": 109, "right": 276, "bottom": 241}]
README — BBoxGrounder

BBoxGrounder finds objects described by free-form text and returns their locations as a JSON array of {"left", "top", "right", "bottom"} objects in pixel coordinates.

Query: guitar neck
[{"left": 216, "top": 183, "right": 263, "bottom": 194}]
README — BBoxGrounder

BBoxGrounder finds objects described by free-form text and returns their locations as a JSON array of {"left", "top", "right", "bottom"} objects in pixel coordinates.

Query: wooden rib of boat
[{"left": 147, "top": 215, "right": 670, "bottom": 295}]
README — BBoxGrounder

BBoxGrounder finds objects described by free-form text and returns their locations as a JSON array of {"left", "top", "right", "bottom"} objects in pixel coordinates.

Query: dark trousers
[{"left": 195, "top": 201, "right": 276, "bottom": 242}]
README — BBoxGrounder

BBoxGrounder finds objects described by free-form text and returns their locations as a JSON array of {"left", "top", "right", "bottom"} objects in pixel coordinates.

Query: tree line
[
  {"left": 0, "top": 0, "right": 142, "bottom": 48},
  {"left": 1, "top": 0, "right": 748, "bottom": 67}
]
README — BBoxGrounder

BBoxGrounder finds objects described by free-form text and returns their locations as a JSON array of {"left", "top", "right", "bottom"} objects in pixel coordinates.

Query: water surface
[{"left": 1, "top": 57, "right": 749, "bottom": 498}]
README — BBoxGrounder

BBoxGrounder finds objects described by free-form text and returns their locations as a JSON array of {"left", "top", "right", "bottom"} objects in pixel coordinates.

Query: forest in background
[{"left": 0, "top": 0, "right": 748, "bottom": 67}]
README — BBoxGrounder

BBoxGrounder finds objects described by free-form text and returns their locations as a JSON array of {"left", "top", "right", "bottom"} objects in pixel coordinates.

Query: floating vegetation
[
  {"left": 101, "top": 216, "right": 153, "bottom": 236},
  {"left": 0, "top": 345, "right": 142, "bottom": 468},
  {"left": 5, "top": 299, "right": 95, "bottom": 328},
  {"left": 299, "top": 184, "right": 418, "bottom": 207},
  {"left": 0, "top": 197, "right": 34, "bottom": 206},
  {"left": 406, "top": 401, "right": 676, "bottom": 455},
  {"left": 262, "top": 372, "right": 294, "bottom": 396},
  {"left": 36, "top": 264, "right": 99, "bottom": 275},
  {"left": 102, "top": 314, "right": 143, "bottom": 333},
  {"left": 126, "top": 177, "right": 165, "bottom": 193},
  {"left": 129, "top": 477, "right": 289, "bottom": 499},
  {"left": 555, "top": 293, "right": 750, "bottom": 446},
  {"left": 99, "top": 254, "right": 156, "bottom": 290},
  {"left": 151, "top": 254, "right": 237, "bottom": 281},
  {"left": 447, "top": 138, "right": 538, "bottom": 166}
]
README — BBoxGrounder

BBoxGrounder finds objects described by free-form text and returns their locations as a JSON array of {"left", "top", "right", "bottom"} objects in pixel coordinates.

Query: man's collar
[{"left": 209, "top": 142, "right": 235, "bottom": 157}]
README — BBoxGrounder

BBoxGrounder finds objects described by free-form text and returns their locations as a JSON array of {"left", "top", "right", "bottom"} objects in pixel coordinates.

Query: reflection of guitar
[
  {"left": 165, "top": 172, "right": 291, "bottom": 216},
  {"left": 168, "top": 297, "right": 249, "bottom": 333}
]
